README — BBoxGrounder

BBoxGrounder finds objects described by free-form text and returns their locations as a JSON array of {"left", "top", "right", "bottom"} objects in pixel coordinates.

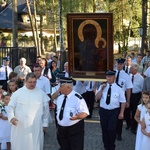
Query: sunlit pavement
[{"left": 44, "top": 107, "right": 135, "bottom": 150}]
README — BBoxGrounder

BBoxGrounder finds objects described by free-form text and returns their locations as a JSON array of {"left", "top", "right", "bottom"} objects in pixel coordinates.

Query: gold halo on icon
[
  {"left": 78, "top": 20, "right": 102, "bottom": 48},
  {"left": 95, "top": 38, "right": 107, "bottom": 48}
]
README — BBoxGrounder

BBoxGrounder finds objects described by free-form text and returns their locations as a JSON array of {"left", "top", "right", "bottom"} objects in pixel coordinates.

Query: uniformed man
[
  {"left": 55, "top": 78, "right": 89, "bottom": 150},
  {"left": 115, "top": 58, "right": 133, "bottom": 141},
  {"left": 95, "top": 70, "right": 126, "bottom": 150},
  {"left": 0, "top": 57, "right": 12, "bottom": 86},
  {"left": 123, "top": 56, "right": 132, "bottom": 74}
]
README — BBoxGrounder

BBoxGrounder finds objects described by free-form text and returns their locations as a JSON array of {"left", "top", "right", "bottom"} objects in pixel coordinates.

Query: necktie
[
  {"left": 90, "top": 81, "right": 92, "bottom": 89},
  {"left": 131, "top": 75, "right": 134, "bottom": 94},
  {"left": 125, "top": 66, "right": 128, "bottom": 74},
  {"left": 116, "top": 71, "right": 120, "bottom": 84},
  {"left": 59, "top": 95, "right": 67, "bottom": 120},
  {"left": 132, "top": 75, "right": 134, "bottom": 83},
  {"left": 5, "top": 66, "right": 8, "bottom": 80},
  {"left": 106, "top": 84, "right": 112, "bottom": 105}
]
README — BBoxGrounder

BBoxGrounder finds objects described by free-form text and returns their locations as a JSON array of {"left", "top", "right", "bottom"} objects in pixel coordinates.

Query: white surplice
[{"left": 7, "top": 86, "right": 50, "bottom": 150}]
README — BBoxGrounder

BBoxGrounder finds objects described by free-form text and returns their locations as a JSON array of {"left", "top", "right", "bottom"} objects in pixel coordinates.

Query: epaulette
[
  {"left": 116, "top": 83, "right": 122, "bottom": 88},
  {"left": 75, "top": 93, "right": 83, "bottom": 99}
]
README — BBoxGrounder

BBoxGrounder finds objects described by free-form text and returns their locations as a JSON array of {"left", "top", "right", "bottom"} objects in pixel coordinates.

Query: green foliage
[
  {"left": 107, "top": 0, "right": 142, "bottom": 52},
  {"left": 30, "top": 0, "right": 142, "bottom": 53},
  {"left": 0, "top": 0, "right": 9, "bottom": 3}
]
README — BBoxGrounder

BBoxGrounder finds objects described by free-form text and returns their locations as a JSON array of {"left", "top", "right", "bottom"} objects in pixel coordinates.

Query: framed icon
[{"left": 67, "top": 13, "right": 113, "bottom": 79}]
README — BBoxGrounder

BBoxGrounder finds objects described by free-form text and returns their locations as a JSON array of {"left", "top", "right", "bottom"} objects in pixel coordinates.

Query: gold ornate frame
[{"left": 67, "top": 13, "right": 113, "bottom": 79}]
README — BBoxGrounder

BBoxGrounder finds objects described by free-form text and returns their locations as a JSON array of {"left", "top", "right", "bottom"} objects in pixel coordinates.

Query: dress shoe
[
  {"left": 116, "top": 136, "right": 122, "bottom": 141},
  {"left": 131, "top": 130, "right": 136, "bottom": 134},
  {"left": 125, "top": 126, "right": 130, "bottom": 130},
  {"left": 87, "top": 115, "right": 92, "bottom": 118}
]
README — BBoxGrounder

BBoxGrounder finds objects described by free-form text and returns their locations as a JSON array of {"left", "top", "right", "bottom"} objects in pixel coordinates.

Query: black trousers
[
  {"left": 81, "top": 92, "right": 87, "bottom": 101},
  {"left": 116, "top": 105, "right": 124, "bottom": 137},
  {"left": 99, "top": 107, "right": 119, "bottom": 150},
  {"left": 85, "top": 91, "right": 95, "bottom": 117},
  {"left": 57, "top": 120, "right": 84, "bottom": 150},
  {"left": 124, "top": 107, "right": 131, "bottom": 127},
  {"left": 116, "top": 118, "right": 123, "bottom": 137}
]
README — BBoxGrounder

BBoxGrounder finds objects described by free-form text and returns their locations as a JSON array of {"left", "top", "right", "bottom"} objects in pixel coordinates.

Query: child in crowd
[
  {"left": 134, "top": 92, "right": 150, "bottom": 150},
  {"left": 0, "top": 86, "right": 5, "bottom": 103},
  {"left": 0, "top": 92, "right": 11, "bottom": 150},
  {"left": 141, "top": 101, "right": 150, "bottom": 150},
  {"left": 8, "top": 79, "right": 18, "bottom": 94}
]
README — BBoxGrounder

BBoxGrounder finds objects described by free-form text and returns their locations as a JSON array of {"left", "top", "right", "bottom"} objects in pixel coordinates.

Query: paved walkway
[{"left": 44, "top": 107, "right": 136, "bottom": 150}]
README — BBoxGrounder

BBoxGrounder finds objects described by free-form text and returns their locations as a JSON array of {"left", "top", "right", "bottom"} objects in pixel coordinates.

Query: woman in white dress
[
  {"left": 134, "top": 92, "right": 150, "bottom": 150},
  {"left": 141, "top": 101, "right": 150, "bottom": 150},
  {"left": 0, "top": 92, "right": 11, "bottom": 150}
]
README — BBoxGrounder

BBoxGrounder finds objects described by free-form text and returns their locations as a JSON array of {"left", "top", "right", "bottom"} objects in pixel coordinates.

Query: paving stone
[{"left": 44, "top": 108, "right": 135, "bottom": 150}]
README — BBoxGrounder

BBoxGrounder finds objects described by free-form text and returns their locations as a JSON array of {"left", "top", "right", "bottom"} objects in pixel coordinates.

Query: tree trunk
[
  {"left": 25, "top": 0, "right": 37, "bottom": 48},
  {"left": 12, "top": 0, "right": 18, "bottom": 47},
  {"left": 59, "top": 0, "right": 65, "bottom": 71},
  {"left": 70, "top": 0, "right": 73, "bottom": 12},
  {"left": 34, "top": 0, "right": 41, "bottom": 56},
  {"left": 40, "top": 14, "right": 44, "bottom": 55},
  {"left": 93, "top": 0, "right": 96, "bottom": 12},
  {"left": 141, "top": 0, "right": 148, "bottom": 56}
]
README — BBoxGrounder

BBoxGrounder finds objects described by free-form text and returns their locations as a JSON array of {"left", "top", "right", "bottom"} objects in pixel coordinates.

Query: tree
[
  {"left": 25, "top": 0, "right": 40, "bottom": 54},
  {"left": 104, "top": 0, "right": 142, "bottom": 53}
]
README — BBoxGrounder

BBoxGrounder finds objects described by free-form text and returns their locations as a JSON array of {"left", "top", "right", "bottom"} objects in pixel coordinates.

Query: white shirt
[
  {"left": 86, "top": 81, "right": 95, "bottom": 91},
  {"left": 115, "top": 69, "right": 133, "bottom": 91},
  {"left": 56, "top": 90, "right": 89, "bottom": 126},
  {"left": 65, "top": 72, "right": 69, "bottom": 77},
  {"left": 124, "top": 65, "right": 131, "bottom": 74},
  {"left": 132, "top": 58, "right": 137, "bottom": 63},
  {"left": 0, "top": 65, "right": 12, "bottom": 80},
  {"left": 144, "top": 67, "right": 150, "bottom": 77},
  {"left": 97, "top": 82, "right": 126, "bottom": 110},
  {"left": 73, "top": 81, "right": 89, "bottom": 94},
  {"left": 41, "top": 67, "right": 51, "bottom": 79},
  {"left": 14, "top": 65, "right": 31, "bottom": 78},
  {"left": 36, "top": 75, "right": 51, "bottom": 94},
  {"left": 130, "top": 73, "right": 144, "bottom": 93}
]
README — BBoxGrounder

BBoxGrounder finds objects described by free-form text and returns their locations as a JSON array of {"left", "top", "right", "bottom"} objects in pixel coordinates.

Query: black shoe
[
  {"left": 126, "top": 126, "right": 130, "bottom": 130},
  {"left": 131, "top": 130, "right": 136, "bottom": 134},
  {"left": 116, "top": 136, "right": 122, "bottom": 141},
  {"left": 87, "top": 115, "right": 92, "bottom": 118}
]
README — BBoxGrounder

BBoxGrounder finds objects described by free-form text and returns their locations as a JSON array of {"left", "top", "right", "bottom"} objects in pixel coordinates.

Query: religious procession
[{"left": 0, "top": 0, "right": 150, "bottom": 149}]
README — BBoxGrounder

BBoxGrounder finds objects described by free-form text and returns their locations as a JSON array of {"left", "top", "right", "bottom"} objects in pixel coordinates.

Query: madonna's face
[{"left": 83, "top": 24, "right": 97, "bottom": 40}]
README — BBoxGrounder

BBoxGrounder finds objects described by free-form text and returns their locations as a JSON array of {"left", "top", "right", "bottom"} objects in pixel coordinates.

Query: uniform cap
[
  {"left": 106, "top": 70, "right": 116, "bottom": 76},
  {"left": 3, "top": 57, "right": 9, "bottom": 61},
  {"left": 116, "top": 58, "right": 125, "bottom": 64},
  {"left": 60, "top": 77, "right": 73, "bottom": 84}
]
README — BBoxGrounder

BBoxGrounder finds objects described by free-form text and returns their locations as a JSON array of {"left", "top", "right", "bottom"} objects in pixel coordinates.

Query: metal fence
[{"left": 0, "top": 47, "right": 37, "bottom": 69}]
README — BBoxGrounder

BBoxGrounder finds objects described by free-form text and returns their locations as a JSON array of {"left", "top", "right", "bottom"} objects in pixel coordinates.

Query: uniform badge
[{"left": 70, "top": 111, "right": 73, "bottom": 117}]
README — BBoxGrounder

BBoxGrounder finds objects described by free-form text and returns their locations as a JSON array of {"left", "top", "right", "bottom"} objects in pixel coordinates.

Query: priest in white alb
[{"left": 7, "top": 73, "right": 51, "bottom": 150}]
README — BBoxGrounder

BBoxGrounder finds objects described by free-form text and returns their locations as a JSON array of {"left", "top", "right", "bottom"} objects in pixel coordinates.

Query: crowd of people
[{"left": 0, "top": 50, "right": 150, "bottom": 150}]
